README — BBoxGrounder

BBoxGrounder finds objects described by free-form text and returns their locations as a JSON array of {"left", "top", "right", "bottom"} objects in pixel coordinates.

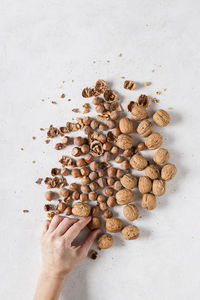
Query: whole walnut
[
  {"left": 116, "top": 189, "right": 134, "bottom": 205},
  {"left": 153, "top": 148, "right": 170, "bottom": 165},
  {"left": 119, "top": 118, "right": 134, "bottom": 134},
  {"left": 123, "top": 204, "right": 139, "bottom": 221},
  {"left": 72, "top": 202, "right": 91, "bottom": 217},
  {"left": 117, "top": 134, "right": 134, "bottom": 150},
  {"left": 120, "top": 174, "right": 138, "bottom": 189},
  {"left": 161, "top": 164, "right": 177, "bottom": 181},
  {"left": 131, "top": 103, "right": 148, "bottom": 120},
  {"left": 106, "top": 218, "right": 123, "bottom": 233},
  {"left": 142, "top": 193, "right": 156, "bottom": 210},
  {"left": 136, "top": 120, "right": 154, "bottom": 137},
  {"left": 153, "top": 109, "right": 170, "bottom": 127},
  {"left": 97, "top": 233, "right": 113, "bottom": 249},
  {"left": 138, "top": 176, "right": 152, "bottom": 194},
  {"left": 130, "top": 153, "right": 148, "bottom": 171},
  {"left": 145, "top": 132, "right": 163, "bottom": 150},
  {"left": 152, "top": 179, "right": 166, "bottom": 196},
  {"left": 145, "top": 164, "right": 160, "bottom": 180},
  {"left": 87, "top": 217, "right": 101, "bottom": 230},
  {"left": 121, "top": 225, "right": 139, "bottom": 240}
]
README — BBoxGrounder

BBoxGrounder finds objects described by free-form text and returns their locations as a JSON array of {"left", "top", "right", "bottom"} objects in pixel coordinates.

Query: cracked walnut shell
[
  {"left": 97, "top": 233, "right": 113, "bottom": 249},
  {"left": 152, "top": 180, "right": 166, "bottom": 196},
  {"left": 106, "top": 218, "right": 123, "bottom": 233},
  {"left": 136, "top": 120, "right": 154, "bottom": 137},
  {"left": 119, "top": 118, "right": 134, "bottom": 134},
  {"left": 117, "top": 134, "right": 134, "bottom": 150},
  {"left": 153, "top": 109, "right": 170, "bottom": 127},
  {"left": 137, "top": 94, "right": 151, "bottom": 107},
  {"left": 153, "top": 148, "right": 170, "bottom": 165},
  {"left": 116, "top": 189, "right": 134, "bottom": 205},
  {"left": 142, "top": 193, "right": 156, "bottom": 210},
  {"left": 145, "top": 132, "right": 163, "bottom": 150},
  {"left": 121, "top": 225, "right": 139, "bottom": 240},
  {"left": 72, "top": 202, "right": 91, "bottom": 217},
  {"left": 124, "top": 80, "right": 136, "bottom": 90},
  {"left": 103, "top": 89, "right": 117, "bottom": 103},
  {"left": 130, "top": 153, "right": 148, "bottom": 171},
  {"left": 138, "top": 176, "right": 152, "bottom": 194},
  {"left": 161, "top": 164, "right": 177, "bottom": 181},
  {"left": 120, "top": 174, "right": 138, "bottom": 189},
  {"left": 123, "top": 204, "right": 139, "bottom": 221}
]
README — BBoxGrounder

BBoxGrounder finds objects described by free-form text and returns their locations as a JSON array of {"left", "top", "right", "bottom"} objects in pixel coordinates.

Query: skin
[{"left": 34, "top": 215, "right": 101, "bottom": 300}]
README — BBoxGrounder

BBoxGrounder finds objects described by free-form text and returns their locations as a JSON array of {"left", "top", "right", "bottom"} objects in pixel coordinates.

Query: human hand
[{"left": 40, "top": 215, "right": 101, "bottom": 280}]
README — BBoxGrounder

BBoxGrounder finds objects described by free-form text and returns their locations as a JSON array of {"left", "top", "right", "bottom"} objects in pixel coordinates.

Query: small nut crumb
[
  {"left": 51, "top": 101, "right": 57, "bottom": 104},
  {"left": 155, "top": 90, "right": 160, "bottom": 95},
  {"left": 20, "top": 147, "right": 24, "bottom": 151},
  {"left": 32, "top": 136, "right": 36, "bottom": 140},
  {"left": 124, "top": 80, "right": 136, "bottom": 91},
  {"left": 45, "top": 139, "right": 50, "bottom": 144},
  {"left": 144, "top": 82, "right": 151, "bottom": 86},
  {"left": 40, "top": 128, "right": 45, "bottom": 131},
  {"left": 67, "top": 99, "right": 71, "bottom": 102},
  {"left": 118, "top": 53, "right": 122, "bottom": 57},
  {"left": 60, "top": 93, "right": 65, "bottom": 98},
  {"left": 89, "top": 250, "right": 98, "bottom": 260},
  {"left": 23, "top": 210, "right": 29, "bottom": 213},
  {"left": 32, "top": 160, "right": 36, "bottom": 164},
  {"left": 168, "top": 106, "right": 172, "bottom": 110},
  {"left": 72, "top": 108, "right": 79, "bottom": 113},
  {"left": 47, "top": 212, "right": 55, "bottom": 219},
  {"left": 35, "top": 178, "right": 43, "bottom": 184},
  {"left": 153, "top": 98, "right": 159, "bottom": 103}
]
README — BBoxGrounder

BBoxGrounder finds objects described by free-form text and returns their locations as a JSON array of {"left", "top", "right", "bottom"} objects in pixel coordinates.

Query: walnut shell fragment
[
  {"left": 103, "top": 89, "right": 117, "bottom": 103},
  {"left": 90, "top": 140, "right": 104, "bottom": 156},
  {"left": 124, "top": 80, "right": 137, "bottom": 90},
  {"left": 137, "top": 94, "right": 151, "bottom": 107},
  {"left": 95, "top": 80, "right": 107, "bottom": 94}
]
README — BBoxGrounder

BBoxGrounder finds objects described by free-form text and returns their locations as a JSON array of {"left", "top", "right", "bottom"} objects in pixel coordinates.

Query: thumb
[{"left": 80, "top": 229, "right": 101, "bottom": 256}]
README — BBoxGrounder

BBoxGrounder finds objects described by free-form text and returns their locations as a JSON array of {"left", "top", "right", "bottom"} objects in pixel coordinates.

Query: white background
[{"left": 0, "top": 0, "right": 200, "bottom": 299}]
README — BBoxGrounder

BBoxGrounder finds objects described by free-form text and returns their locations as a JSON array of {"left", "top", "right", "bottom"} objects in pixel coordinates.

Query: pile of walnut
[{"left": 42, "top": 79, "right": 177, "bottom": 252}]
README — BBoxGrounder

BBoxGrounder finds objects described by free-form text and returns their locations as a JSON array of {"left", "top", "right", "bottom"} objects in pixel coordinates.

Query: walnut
[
  {"left": 123, "top": 204, "right": 139, "bottom": 221},
  {"left": 152, "top": 180, "right": 166, "bottom": 196},
  {"left": 130, "top": 103, "right": 148, "bottom": 120},
  {"left": 95, "top": 80, "right": 107, "bottom": 93},
  {"left": 161, "top": 164, "right": 177, "bottom": 181},
  {"left": 116, "top": 189, "right": 134, "bottom": 205},
  {"left": 124, "top": 80, "right": 136, "bottom": 90},
  {"left": 119, "top": 118, "right": 134, "bottom": 134},
  {"left": 130, "top": 153, "right": 148, "bottom": 171},
  {"left": 145, "top": 133, "right": 163, "bottom": 150},
  {"left": 106, "top": 218, "right": 123, "bottom": 233},
  {"left": 90, "top": 140, "right": 104, "bottom": 156},
  {"left": 136, "top": 120, "right": 154, "bottom": 137},
  {"left": 103, "top": 89, "right": 117, "bottom": 103},
  {"left": 87, "top": 217, "right": 101, "bottom": 230},
  {"left": 145, "top": 164, "right": 160, "bottom": 180},
  {"left": 117, "top": 134, "right": 134, "bottom": 150},
  {"left": 137, "top": 94, "right": 151, "bottom": 107},
  {"left": 120, "top": 174, "right": 138, "bottom": 189},
  {"left": 153, "top": 148, "right": 170, "bottom": 165},
  {"left": 142, "top": 193, "right": 156, "bottom": 210},
  {"left": 97, "top": 233, "right": 113, "bottom": 249},
  {"left": 138, "top": 176, "right": 152, "bottom": 194},
  {"left": 72, "top": 202, "right": 91, "bottom": 217},
  {"left": 153, "top": 109, "right": 170, "bottom": 127},
  {"left": 121, "top": 225, "right": 139, "bottom": 240}
]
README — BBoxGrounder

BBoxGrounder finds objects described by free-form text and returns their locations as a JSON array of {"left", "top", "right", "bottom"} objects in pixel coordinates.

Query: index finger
[{"left": 63, "top": 217, "right": 91, "bottom": 243}]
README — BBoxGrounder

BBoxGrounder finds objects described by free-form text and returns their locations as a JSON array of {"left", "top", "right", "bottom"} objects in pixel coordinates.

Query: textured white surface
[{"left": 0, "top": 0, "right": 200, "bottom": 299}]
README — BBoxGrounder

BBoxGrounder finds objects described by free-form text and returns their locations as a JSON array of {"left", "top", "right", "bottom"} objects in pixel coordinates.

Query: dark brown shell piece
[
  {"left": 103, "top": 90, "right": 118, "bottom": 103},
  {"left": 95, "top": 80, "right": 107, "bottom": 94},
  {"left": 90, "top": 140, "right": 104, "bottom": 156},
  {"left": 127, "top": 101, "right": 136, "bottom": 112},
  {"left": 137, "top": 94, "right": 151, "bottom": 107},
  {"left": 106, "top": 131, "right": 116, "bottom": 143}
]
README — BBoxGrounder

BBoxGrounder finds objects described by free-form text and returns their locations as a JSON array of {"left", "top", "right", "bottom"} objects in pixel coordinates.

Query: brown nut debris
[
  {"left": 95, "top": 79, "right": 107, "bottom": 93},
  {"left": 120, "top": 174, "right": 138, "bottom": 189},
  {"left": 124, "top": 80, "right": 136, "bottom": 90},
  {"left": 106, "top": 218, "right": 123, "bottom": 233},
  {"left": 153, "top": 109, "right": 170, "bottom": 127},
  {"left": 116, "top": 189, "right": 134, "bottom": 205},
  {"left": 152, "top": 180, "right": 166, "bottom": 196},
  {"left": 142, "top": 193, "right": 156, "bottom": 210},
  {"left": 72, "top": 202, "right": 91, "bottom": 217},
  {"left": 145, "top": 133, "right": 163, "bottom": 150},
  {"left": 87, "top": 217, "right": 101, "bottom": 230},
  {"left": 123, "top": 204, "right": 139, "bottom": 221},
  {"left": 55, "top": 143, "right": 64, "bottom": 150},
  {"left": 97, "top": 233, "right": 113, "bottom": 249},
  {"left": 119, "top": 118, "right": 134, "bottom": 134},
  {"left": 137, "top": 142, "right": 147, "bottom": 151},
  {"left": 57, "top": 201, "right": 67, "bottom": 213},
  {"left": 90, "top": 140, "right": 104, "bottom": 156},
  {"left": 161, "top": 164, "right": 177, "bottom": 181},
  {"left": 121, "top": 225, "right": 139, "bottom": 240},
  {"left": 136, "top": 120, "right": 154, "bottom": 137},
  {"left": 130, "top": 153, "right": 148, "bottom": 171},
  {"left": 137, "top": 94, "right": 151, "bottom": 107},
  {"left": 117, "top": 134, "right": 134, "bottom": 150},
  {"left": 153, "top": 148, "right": 170, "bottom": 166},
  {"left": 138, "top": 176, "right": 152, "bottom": 194},
  {"left": 145, "top": 164, "right": 160, "bottom": 180},
  {"left": 103, "top": 89, "right": 117, "bottom": 103}
]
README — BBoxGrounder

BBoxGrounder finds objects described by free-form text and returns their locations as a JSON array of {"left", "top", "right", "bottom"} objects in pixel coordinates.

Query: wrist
[{"left": 40, "top": 269, "right": 68, "bottom": 282}]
